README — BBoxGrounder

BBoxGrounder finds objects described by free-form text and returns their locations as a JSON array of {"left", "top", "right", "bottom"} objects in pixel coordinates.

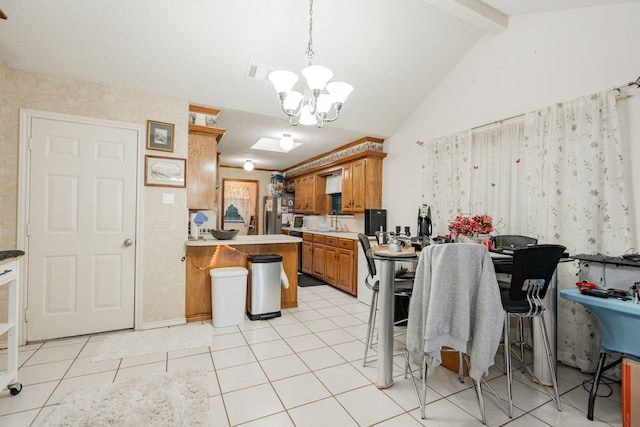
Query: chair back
[
  {"left": 407, "top": 243, "right": 503, "bottom": 380},
  {"left": 491, "top": 234, "right": 538, "bottom": 250},
  {"left": 357, "top": 233, "right": 377, "bottom": 277},
  {"left": 508, "top": 244, "right": 566, "bottom": 300}
]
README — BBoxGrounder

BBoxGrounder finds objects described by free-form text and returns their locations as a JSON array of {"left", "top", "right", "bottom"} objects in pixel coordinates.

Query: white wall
[{"left": 383, "top": 3, "right": 640, "bottom": 252}]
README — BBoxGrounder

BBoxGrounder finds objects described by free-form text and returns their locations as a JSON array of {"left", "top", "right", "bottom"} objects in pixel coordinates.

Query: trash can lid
[
  {"left": 210, "top": 267, "right": 248, "bottom": 278},
  {"left": 248, "top": 254, "right": 282, "bottom": 263}
]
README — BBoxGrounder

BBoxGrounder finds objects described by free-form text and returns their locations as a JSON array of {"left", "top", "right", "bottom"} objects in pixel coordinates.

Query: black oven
[{"left": 289, "top": 230, "right": 303, "bottom": 272}]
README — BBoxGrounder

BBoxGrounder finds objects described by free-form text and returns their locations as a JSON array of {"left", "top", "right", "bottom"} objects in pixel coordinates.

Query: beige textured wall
[{"left": 0, "top": 63, "right": 188, "bottom": 329}]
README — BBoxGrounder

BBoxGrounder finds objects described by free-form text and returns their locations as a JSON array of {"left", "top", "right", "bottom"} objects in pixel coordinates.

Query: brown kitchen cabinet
[
  {"left": 185, "top": 242, "right": 298, "bottom": 322},
  {"left": 294, "top": 174, "right": 313, "bottom": 213},
  {"left": 301, "top": 232, "right": 357, "bottom": 296},
  {"left": 301, "top": 234, "right": 313, "bottom": 274},
  {"left": 312, "top": 234, "right": 326, "bottom": 277},
  {"left": 294, "top": 173, "right": 326, "bottom": 214},
  {"left": 187, "top": 113, "right": 225, "bottom": 210},
  {"left": 342, "top": 157, "right": 382, "bottom": 213},
  {"left": 335, "top": 239, "right": 356, "bottom": 294}
]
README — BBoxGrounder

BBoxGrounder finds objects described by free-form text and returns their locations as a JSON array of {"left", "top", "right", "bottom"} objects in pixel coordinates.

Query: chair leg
[
  {"left": 420, "top": 355, "right": 428, "bottom": 419},
  {"left": 363, "top": 290, "right": 378, "bottom": 366},
  {"left": 518, "top": 317, "right": 526, "bottom": 373},
  {"left": 538, "top": 315, "right": 562, "bottom": 412},
  {"left": 458, "top": 352, "right": 464, "bottom": 383},
  {"left": 504, "top": 313, "right": 513, "bottom": 418},
  {"left": 473, "top": 379, "right": 487, "bottom": 425}
]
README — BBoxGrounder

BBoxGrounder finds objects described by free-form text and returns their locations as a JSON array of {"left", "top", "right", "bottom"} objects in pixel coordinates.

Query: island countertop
[{"left": 186, "top": 234, "right": 302, "bottom": 247}]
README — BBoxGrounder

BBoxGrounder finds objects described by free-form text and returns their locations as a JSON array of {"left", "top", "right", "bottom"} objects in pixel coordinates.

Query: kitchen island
[{"left": 185, "top": 234, "right": 301, "bottom": 322}]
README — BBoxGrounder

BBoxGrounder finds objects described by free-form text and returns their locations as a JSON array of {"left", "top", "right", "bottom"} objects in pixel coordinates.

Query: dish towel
[{"left": 193, "top": 212, "right": 208, "bottom": 226}]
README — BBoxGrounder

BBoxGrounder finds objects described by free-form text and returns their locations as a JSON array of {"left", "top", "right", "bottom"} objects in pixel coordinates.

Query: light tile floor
[{"left": 0, "top": 284, "right": 623, "bottom": 426}]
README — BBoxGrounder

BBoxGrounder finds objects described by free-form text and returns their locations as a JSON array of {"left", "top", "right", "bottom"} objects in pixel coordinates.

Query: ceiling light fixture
[
  {"left": 243, "top": 160, "right": 254, "bottom": 171},
  {"left": 268, "top": 0, "right": 353, "bottom": 128},
  {"left": 280, "top": 134, "right": 294, "bottom": 151}
]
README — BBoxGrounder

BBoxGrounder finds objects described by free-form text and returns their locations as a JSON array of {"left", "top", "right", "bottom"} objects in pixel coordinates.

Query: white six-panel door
[{"left": 26, "top": 117, "right": 138, "bottom": 341}]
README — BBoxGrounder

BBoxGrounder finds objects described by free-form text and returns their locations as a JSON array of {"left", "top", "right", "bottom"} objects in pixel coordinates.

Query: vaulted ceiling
[{"left": 0, "top": 0, "right": 635, "bottom": 170}]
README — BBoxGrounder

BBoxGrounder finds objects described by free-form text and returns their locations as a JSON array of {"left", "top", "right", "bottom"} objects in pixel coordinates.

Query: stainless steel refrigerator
[{"left": 263, "top": 196, "right": 282, "bottom": 234}]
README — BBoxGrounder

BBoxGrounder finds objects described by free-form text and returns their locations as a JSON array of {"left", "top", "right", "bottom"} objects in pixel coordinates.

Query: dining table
[
  {"left": 371, "top": 249, "right": 420, "bottom": 388},
  {"left": 371, "top": 245, "right": 559, "bottom": 389}
]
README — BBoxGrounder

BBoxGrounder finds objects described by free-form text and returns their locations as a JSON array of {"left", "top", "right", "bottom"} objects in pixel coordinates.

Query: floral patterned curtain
[
  {"left": 422, "top": 89, "right": 633, "bottom": 372},
  {"left": 422, "top": 131, "right": 471, "bottom": 236},
  {"left": 524, "top": 89, "right": 632, "bottom": 371},
  {"left": 470, "top": 122, "right": 527, "bottom": 235}
]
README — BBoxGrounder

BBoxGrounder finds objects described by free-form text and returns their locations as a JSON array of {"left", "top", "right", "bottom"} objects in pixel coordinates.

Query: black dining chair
[
  {"left": 491, "top": 234, "right": 539, "bottom": 370},
  {"left": 491, "top": 235, "right": 538, "bottom": 255},
  {"left": 499, "top": 244, "right": 566, "bottom": 418},
  {"left": 357, "top": 233, "right": 414, "bottom": 366}
]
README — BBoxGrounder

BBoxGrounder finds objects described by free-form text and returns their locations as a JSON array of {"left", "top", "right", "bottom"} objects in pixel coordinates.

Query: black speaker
[{"left": 364, "top": 209, "right": 387, "bottom": 236}]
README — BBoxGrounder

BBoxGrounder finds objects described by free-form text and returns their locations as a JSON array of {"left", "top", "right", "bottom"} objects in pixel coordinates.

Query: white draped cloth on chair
[{"left": 406, "top": 244, "right": 503, "bottom": 381}]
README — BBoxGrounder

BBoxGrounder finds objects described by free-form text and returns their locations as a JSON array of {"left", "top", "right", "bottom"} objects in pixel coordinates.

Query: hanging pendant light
[
  {"left": 268, "top": 0, "right": 353, "bottom": 128},
  {"left": 243, "top": 160, "right": 254, "bottom": 171}
]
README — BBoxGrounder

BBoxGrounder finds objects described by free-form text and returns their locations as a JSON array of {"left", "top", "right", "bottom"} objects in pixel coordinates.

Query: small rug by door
[
  {"left": 93, "top": 323, "right": 214, "bottom": 361},
  {"left": 41, "top": 369, "right": 209, "bottom": 427},
  {"left": 298, "top": 273, "right": 328, "bottom": 287}
]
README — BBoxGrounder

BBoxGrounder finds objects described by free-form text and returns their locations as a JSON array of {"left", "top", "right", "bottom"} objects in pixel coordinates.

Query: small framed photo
[
  {"left": 146, "top": 120, "right": 175, "bottom": 152},
  {"left": 144, "top": 155, "right": 186, "bottom": 188}
]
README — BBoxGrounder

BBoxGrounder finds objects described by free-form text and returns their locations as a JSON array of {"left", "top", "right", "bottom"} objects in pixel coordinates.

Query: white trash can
[{"left": 210, "top": 267, "right": 248, "bottom": 327}]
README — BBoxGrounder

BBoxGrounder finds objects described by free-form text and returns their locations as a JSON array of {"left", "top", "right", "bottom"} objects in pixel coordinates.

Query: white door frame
[{"left": 17, "top": 108, "right": 145, "bottom": 344}]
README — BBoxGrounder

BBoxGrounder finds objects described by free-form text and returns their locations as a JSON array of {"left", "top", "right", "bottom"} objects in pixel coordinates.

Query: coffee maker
[{"left": 417, "top": 204, "right": 432, "bottom": 242}]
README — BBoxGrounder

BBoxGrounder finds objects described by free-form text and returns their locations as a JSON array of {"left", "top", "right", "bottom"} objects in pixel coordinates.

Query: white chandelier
[{"left": 268, "top": 0, "right": 353, "bottom": 127}]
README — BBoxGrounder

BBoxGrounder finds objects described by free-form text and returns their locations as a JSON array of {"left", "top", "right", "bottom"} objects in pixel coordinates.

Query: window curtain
[
  {"left": 224, "top": 183, "right": 252, "bottom": 226},
  {"left": 422, "top": 130, "right": 471, "bottom": 236},
  {"left": 470, "top": 122, "right": 527, "bottom": 235},
  {"left": 524, "top": 89, "right": 632, "bottom": 372}
]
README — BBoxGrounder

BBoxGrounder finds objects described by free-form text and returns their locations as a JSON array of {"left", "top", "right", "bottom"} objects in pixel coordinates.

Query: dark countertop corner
[{"left": 0, "top": 250, "right": 25, "bottom": 261}]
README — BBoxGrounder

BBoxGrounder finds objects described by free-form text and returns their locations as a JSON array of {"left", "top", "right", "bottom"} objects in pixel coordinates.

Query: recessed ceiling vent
[{"left": 246, "top": 63, "right": 273, "bottom": 82}]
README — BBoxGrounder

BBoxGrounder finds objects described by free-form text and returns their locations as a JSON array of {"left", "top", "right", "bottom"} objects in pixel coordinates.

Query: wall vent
[{"left": 246, "top": 63, "right": 273, "bottom": 82}]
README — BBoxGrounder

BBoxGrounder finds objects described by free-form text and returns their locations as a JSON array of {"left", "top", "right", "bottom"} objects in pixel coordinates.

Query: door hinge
[{"left": 24, "top": 308, "right": 29, "bottom": 323}]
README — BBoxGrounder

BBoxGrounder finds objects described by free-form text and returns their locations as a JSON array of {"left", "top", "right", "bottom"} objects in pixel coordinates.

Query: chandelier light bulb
[{"left": 243, "top": 160, "right": 254, "bottom": 171}]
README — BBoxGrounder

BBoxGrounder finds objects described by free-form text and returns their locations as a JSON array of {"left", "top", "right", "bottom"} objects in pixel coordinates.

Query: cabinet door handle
[{"left": 0, "top": 269, "right": 11, "bottom": 276}]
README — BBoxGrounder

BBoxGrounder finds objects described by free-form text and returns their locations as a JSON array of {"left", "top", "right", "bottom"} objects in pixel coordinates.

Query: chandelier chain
[{"left": 305, "top": 0, "right": 315, "bottom": 65}]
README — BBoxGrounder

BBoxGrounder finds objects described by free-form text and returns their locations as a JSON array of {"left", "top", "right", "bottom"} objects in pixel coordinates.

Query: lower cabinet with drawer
[{"left": 302, "top": 232, "right": 357, "bottom": 296}]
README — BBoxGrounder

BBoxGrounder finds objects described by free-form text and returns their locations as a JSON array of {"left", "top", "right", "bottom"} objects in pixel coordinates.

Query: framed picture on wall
[
  {"left": 144, "top": 155, "right": 186, "bottom": 188},
  {"left": 146, "top": 120, "right": 175, "bottom": 152}
]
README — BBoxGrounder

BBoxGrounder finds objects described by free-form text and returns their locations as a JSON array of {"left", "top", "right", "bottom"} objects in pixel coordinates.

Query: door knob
[{"left": 123, "top": 239, "right": 133, "bottom": 247}]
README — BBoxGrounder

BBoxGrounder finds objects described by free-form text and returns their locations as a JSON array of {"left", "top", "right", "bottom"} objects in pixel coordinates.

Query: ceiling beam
[{"left": 423, "top": 0, "right": 508, "bottom": 34}]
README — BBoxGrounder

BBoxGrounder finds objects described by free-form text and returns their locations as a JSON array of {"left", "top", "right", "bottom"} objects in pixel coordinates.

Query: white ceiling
[{"left": 0, "top": 0, "right": 636, "bottom": 171}]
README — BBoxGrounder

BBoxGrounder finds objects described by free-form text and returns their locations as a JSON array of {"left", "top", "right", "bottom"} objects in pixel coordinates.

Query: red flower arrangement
[{"left": 448, "top": 214, "right": 494, "bottom": 237}]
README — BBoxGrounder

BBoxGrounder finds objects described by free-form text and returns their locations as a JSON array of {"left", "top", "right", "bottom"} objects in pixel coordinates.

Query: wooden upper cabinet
[
  {"left": 295, "top": 173, "right": 325, "bottom": 214},
  {"left": 187, "top": 132, "right": 217, "bottom": 210},
  {"left": 342, "top": 157, "right": 381, "bottom": 213},
  {"left": 187, "top": 105, "right": 226, "bottom": 210}
]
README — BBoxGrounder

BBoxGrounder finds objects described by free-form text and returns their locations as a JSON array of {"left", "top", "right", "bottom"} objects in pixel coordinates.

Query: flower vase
[
  {"left": 457, "top": 234, "right": 477, "bottom": 243},
  {"left": 477, "top": 233, "right": 491, "bottom": 243}
]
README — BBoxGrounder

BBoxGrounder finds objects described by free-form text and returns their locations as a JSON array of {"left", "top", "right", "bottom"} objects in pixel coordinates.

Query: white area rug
[
  {"left": 93, "top": 323, "right": 214, "bottom": 361},
  {"left": 41, "top": 370, "right": 209, "bottom": 427}
]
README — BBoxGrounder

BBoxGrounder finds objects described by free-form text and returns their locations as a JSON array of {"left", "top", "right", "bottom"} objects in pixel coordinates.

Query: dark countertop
[
  {"left": 572, "top": 253, "right": 640, "bottom": 268},
  {"left": 0, "top": 250, "right": 25, "bottom": 262}
]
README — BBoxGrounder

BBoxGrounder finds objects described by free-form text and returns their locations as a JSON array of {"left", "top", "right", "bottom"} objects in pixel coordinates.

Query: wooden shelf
[{"left": 188, "top": 124, "right": 226, "bottom": 142}]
